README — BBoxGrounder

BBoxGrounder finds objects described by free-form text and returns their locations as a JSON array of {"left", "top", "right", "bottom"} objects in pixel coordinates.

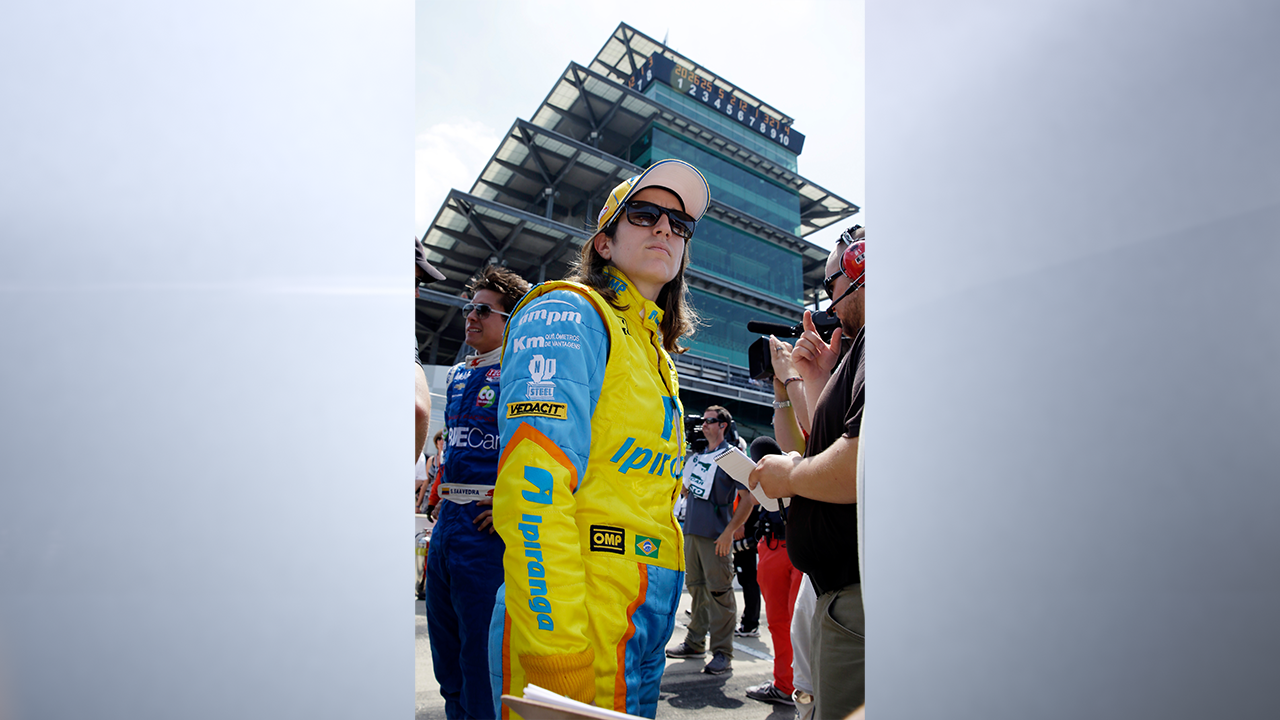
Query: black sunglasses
[
  {"left": 824, "top": 228, "right": 865, "bottom": 302},
  {"left": 823, "top": 270, "right": 843, "bottom": 303},
  {"left": 462, "top": 302, "right": 510, "bottom": 320},
  {"left": 620, "top": 200, "right": 696, "bottom": 240}
]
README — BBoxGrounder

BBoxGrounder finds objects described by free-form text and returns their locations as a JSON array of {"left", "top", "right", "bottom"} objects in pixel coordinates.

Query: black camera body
[
  {"left": 684, "top": 414, "right": 708, "bottom": 454},
  {"left": 747, "top": 313, "right": 841, "bottom": 380},
  {"left": 684, "top": 413, "right": 739, "bottom": 454}
]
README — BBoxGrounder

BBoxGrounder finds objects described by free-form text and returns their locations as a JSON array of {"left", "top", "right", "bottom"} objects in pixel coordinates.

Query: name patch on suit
[
  {"left": 506, "top": 401, "right": 568, "bottom": 420},
  {"left": 589, "top": 525, "right": 625, "bottom": 554}
]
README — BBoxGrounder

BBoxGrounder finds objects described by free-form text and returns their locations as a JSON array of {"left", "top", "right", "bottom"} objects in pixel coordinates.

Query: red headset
[{"left": 825, "top": 225, "right": 864, "bottom": 315}]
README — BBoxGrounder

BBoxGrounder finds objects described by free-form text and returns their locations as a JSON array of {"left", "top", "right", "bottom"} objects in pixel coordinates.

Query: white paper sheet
[
  {"left": 521, "top": 684, "right": 642, "bottom": 719},
  {"left": 711, "top": 446, "right": 790, "bottom": 512}
]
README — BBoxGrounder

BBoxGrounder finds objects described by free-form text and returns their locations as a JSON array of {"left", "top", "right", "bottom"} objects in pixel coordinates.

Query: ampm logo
[
  {"left": 506, "top": 402, "right": 568, "bottom": 420},
  {"left": 517, "top": 299, "right": 583, "bottom": 327},
  {"left": 635, "top": 535, "right": 661, "bottom": 559},
  {"left": 589, "top": 525, "right": 625, "bottom": 555}
]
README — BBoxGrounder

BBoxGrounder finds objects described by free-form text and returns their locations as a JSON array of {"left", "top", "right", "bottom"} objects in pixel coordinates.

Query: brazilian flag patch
[{"left": 635, "top": 535, "right": 661, "bottom": 559}]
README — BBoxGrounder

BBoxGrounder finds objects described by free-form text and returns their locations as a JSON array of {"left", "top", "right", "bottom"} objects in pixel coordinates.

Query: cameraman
[
  {"left": 666, "top": 406, "right": 753, "bottom": 676},
  {"left": 749, "top": 225, "right": 865, "bottom": 719}
]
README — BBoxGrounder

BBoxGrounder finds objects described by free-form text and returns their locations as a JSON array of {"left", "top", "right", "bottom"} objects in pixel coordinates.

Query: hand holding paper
[{"left": 711, "top": 445, "right": 792, "bottom": 512}]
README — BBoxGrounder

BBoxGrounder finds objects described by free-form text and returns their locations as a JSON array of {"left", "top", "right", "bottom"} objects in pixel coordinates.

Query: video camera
[
  {"left": 746, "top": 314, "right": 841, "bottom": 380},
  {"left": 683, "top": 413, "right": 739, "bottom": 454}
]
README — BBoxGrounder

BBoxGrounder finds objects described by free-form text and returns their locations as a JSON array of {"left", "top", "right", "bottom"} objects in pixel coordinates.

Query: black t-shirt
[{"left": 786, "top": 326, "right": 864, "bottom": 595}]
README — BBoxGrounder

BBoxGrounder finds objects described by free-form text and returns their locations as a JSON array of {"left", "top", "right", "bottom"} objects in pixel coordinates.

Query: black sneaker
[
  {"left": 746, "top": 681, "right": 795, "bottom": 706},
  {"left": 734, "top": 625, "right": 760, "bottom": 638},
  {"left": 665, "top": 641, "right": 705, "bottom": 659},
  {"left": 702, "top": 651, "right": 731, "bottom": 675}
]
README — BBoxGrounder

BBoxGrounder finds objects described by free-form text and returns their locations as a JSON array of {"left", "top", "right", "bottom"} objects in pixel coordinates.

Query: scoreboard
[{"left": 626, "top": 53, "right": 805, "bottom": 155}]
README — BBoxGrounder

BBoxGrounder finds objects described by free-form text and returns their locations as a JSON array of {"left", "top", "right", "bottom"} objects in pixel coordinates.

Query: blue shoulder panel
[{"left": 498, "top": 289, "right": 607, "bottom": 489}]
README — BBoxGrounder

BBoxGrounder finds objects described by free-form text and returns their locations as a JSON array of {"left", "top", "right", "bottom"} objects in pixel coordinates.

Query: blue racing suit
[{"left": 427, "top": 348, "right": 506, "bottom": 720}]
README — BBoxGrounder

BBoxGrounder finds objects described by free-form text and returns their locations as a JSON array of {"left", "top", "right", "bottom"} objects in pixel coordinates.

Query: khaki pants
[
  {"left": 682, "top": 534, "right": 736, "bottom": 657},
  {"left": 812, "top": 584, "right": 864, "bottom": 719}
]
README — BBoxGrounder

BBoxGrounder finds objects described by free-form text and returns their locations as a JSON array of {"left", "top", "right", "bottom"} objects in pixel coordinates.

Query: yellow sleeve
[{"left": 493, "top": 422, "right": 595, "bottom": 702}]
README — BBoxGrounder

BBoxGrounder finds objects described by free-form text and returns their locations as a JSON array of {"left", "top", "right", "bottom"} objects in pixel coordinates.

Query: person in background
[
  {"left": 750, "top": 226, "right": 866, "bottom": 719},
  {"left": 665, "top": 406, "right": 753, "bottom": 676},
  {"left": 416, "top": 239, "right": 445, "bottom": 460},
  {"left": 733, "top": 502, "right": 761, "bottom": 639},
  {"left": 426, "top": 264, "right": 531, "bottom": 720},
  {"left": 417, "top": 430, "right": 445, "bottom": 514},
  {"left": 491, "top": 159, "right": 709, "bottom": 718},
  {"left": 758, "top": 329, "right": 816, "bottom": 711}
]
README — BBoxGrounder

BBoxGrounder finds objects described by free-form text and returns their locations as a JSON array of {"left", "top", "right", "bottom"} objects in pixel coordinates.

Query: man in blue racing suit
[{"left": 425, "top": 264, "right": 530, "bottom": 720}]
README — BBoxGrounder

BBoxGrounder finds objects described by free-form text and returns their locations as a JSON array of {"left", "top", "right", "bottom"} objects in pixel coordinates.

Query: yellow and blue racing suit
[{"left": 488, "top": 267, "right": 686, "bottom": 719}]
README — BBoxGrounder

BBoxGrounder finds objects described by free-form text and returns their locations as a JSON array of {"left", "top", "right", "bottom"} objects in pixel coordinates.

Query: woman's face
[{"left": 594, "top": 187, "right": 687, "bottom": 302}]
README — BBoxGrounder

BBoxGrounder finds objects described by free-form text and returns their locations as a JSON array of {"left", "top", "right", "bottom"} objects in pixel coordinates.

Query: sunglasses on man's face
[
  {"left": 462, "top": 302, "right": 510, "bottom": 320},
  {"left": 824, "top": 233, "right": 865, "bottom": 302},
  {"left": 823, "top": 271, "right": 843, "bottom": 303},
  {"left": 621, "top": 200, "right": 696, "bottom": 240}
]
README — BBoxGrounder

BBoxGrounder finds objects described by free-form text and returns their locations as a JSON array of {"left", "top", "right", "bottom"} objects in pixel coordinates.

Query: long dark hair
[{"left": 567, "top": 221, "right": 699, "bottom": 354}]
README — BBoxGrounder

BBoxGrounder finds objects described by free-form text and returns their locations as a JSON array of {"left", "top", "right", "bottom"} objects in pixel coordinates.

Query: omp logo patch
[
  {"left": 635, "top": 535, "right": 661, "bottom": 559},
  {"left": 590, "top": 525, "right": 625, "bottom": 555},
  {"left": 506, "top": 401, "right": 568, "bottom": 420}
]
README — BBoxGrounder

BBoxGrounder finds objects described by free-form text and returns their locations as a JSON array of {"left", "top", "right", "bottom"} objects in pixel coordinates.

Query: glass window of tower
[
  {"left": 689, "top": 218, "right": 803, "bottom": 304},
  {"left": 684, "top": 288, "right": 798, "bottom": 367},
  {"left": 641, "top": 127, "right": 802, "bottom": 235}
]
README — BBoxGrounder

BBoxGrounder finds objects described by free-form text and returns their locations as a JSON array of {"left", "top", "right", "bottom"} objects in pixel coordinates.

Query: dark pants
[
  {"left": 733, "top": 545, "right": 760, "bottom": 631},
  {"left": 426, "top": 501, "right": 505, "bottom": 720}
]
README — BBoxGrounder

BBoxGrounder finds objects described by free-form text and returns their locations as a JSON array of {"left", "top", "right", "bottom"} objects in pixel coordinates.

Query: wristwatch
[{"left": 772, "top": 399, "right": 792, "bottom": 409}]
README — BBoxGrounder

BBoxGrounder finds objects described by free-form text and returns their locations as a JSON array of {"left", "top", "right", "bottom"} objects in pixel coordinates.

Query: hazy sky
[{"left": 415, "top": 0, "right": 865, "bottom": 252}]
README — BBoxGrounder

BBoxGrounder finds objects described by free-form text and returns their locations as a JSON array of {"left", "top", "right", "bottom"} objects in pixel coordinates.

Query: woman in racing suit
[{"left": 489, "top": 159, "right": 710, "bottom": 719}]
